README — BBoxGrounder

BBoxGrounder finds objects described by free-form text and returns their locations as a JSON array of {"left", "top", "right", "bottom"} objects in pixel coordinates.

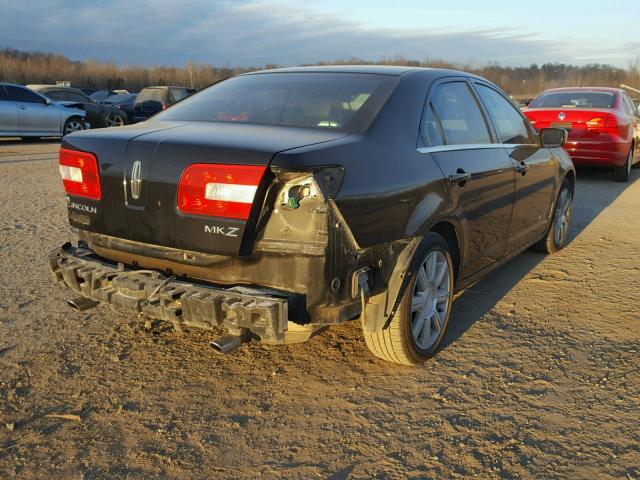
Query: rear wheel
[
  {"left": 532, "top": 178, "right": 573, "bottom": 254},
  {"left": 363, "top": 233, "right": 454, "bottom": 366},
  {"left": 613, "top": 147, "right": 632, "bottom": 182},
  {"left": 63, "top": 117, "right": 84, "bottom": 136}
]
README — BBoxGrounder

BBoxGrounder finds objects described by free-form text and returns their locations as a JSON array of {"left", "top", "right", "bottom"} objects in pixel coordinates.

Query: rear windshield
[
  {"left": 529, "top": 91, "right": 616, "bottom": 109},
  {"left": 136, "top": 88, "right": 166, "bottom": 103},
  {"left": 155, "top": 73, "right": 398, "bottom": 133}
]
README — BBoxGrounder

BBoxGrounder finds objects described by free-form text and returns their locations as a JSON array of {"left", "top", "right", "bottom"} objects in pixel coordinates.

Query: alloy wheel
[
  {"left": 553, "top": 186, "right": 572, "bottom": 247},
  {"left": 106, "top": 113, "right": 125, "bottom": 127},
  {"left": 64, "top": 120, "right": 83, "bottom": 135},
  {"left": 410, "top": 250, "right": 451, "bottom": 350}
]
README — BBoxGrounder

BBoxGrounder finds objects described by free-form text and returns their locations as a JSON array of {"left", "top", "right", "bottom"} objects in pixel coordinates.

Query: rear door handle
[
  {"left": 515, "top": 162, "right": 529, "bottom": 175},
  {"left": 447, "top": 170, "right": 472, "bottom": 185}
]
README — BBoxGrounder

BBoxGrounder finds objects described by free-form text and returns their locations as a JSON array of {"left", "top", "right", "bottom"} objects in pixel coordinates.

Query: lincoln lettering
[{"left": 68, "top": 201, "right": 97, "bottom": 214}]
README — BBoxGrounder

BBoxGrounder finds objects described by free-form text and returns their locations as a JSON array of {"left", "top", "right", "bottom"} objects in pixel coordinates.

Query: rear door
[
  {"left": 5, "top": 86, "right": 60, "bottom": 134},
  {"left": 472, "top": 82, "right": 556, "bottom": 252},
  {"left": 419, "top": 79, "right": 516, "bottom": 278},
  {"left": 0, "top": 86, "right": 18, "bottom": 134}
]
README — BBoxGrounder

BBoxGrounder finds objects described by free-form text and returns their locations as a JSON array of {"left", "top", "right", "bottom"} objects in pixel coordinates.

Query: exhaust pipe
[
  {"left": 67, "top": 296, "right": 98, "bottom": 311},
  {"left": 210, "top": 332, "right": 250, "bottom": 355}
]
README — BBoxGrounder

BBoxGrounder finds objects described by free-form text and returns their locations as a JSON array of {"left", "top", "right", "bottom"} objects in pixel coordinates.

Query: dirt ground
[{"left": 0, "top": 138, "right": 638, "bottom": 480}]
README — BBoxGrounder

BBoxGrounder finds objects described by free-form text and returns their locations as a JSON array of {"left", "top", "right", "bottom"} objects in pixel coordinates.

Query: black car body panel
[{"left": 52, "top": 66, "right": 575, "bottom": 344}]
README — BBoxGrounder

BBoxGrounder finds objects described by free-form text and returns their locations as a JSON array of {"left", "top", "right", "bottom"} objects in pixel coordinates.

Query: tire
[
  {"left": 613, "top": 147, "right": 632, "bottom": 182},
  {"left": 63, "top": 117, "right": 84, "bottom": 136},
  {"left": 105, "top": 112, "right": 126, "bottom": 128},
  {"left": 363, "top": 233, "right": 454, "bottom": 366},
  {"left": 531, "top": 178, "right": 573, "bottom": 254}
]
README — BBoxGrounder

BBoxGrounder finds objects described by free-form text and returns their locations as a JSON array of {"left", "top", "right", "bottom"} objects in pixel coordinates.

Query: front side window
[
  {"left": 5, "top": 86, "right": 45, "bottom": 104},
  {"left": 0, "top": 86, "right": 9, "bottom": 101},
  {"left": 475, "top": 84, "right": 533, "bottom": 144},
  {"left": 156, "top": 73, "right": 398, "bottom": 133},
  {"left": 430, "top": 82, "right": 491, "bottom": 145}
]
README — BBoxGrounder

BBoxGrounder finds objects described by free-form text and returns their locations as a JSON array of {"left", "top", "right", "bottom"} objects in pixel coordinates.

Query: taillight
[
  {"left": 604, "top": 114, "right": 618, "bottom": 128},
  {"left": 177, "top": 164, "right": 266, "bottom": 219},
  {"left": 586, "top": 117, "right": 605, "bottom": 128},
  {"left": 59, "top": 148, "right": 101, "bottom": 200}
]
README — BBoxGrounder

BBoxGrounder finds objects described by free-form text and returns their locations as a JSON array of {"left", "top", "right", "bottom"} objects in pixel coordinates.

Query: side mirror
[
  {"left": 44, "top": 98, "right": 52, "bottom": 105},
  {"left": 539, "top": 127, "right": 567, "bottom": 147}
]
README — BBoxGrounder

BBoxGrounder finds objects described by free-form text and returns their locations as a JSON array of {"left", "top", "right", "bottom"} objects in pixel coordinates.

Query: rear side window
[
  {"left": 5, "top": 86, "right": 45, "bottom": 104},
  {"left": 622, "top": 94, "right": 637, "bottom": 116},
  {"left": 420, "top": 104, "right": 444, "bottom": 146},
  {"left": 430, "top": 82, "right": 491, "bottom": 145},
  {"left": 170, "top": 88, "right": 190, "bottom": 102},
  {"left": 0, "top": 86, "right": 8, "bottom": 101},
  {"left": 475, "top": 84, "right": 533, "bottom": 144}
]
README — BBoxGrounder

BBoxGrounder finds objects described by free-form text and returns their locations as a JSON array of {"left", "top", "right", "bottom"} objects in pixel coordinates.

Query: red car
[{"left": 523, "top": 87, "right": 640, "bottom": 181}]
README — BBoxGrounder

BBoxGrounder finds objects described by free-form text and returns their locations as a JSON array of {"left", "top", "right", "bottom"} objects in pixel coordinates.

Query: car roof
[{"left": 243, "top": 65, "right": 478, "bottom": 79}]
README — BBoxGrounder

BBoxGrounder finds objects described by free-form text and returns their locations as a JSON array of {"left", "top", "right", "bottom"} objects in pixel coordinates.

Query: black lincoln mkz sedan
[{"left": 49, "top": 66, "right": 574, "bottom": 365}]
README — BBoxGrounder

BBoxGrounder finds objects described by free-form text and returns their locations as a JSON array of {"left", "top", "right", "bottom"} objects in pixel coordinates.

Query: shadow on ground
[{"left": 440, "top": 166, "right": 639, "bottom": 351}]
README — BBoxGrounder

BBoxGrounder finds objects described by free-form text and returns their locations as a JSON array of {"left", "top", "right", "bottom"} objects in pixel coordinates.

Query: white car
[{"left": 0, "top": 83, "right": 88, "bottom": 139}]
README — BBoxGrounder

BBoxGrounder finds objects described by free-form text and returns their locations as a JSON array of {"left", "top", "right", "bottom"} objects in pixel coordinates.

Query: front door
[{"left": 472, "top": 82, "right": 556, "bottom": 251}]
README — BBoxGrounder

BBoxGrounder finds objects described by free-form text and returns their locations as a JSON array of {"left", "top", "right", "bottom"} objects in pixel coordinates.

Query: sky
[{"left": 1, "top": 0, "right": 638, "bottom": 68}]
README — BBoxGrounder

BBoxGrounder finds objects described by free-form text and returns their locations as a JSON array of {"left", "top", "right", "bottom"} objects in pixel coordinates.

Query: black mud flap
[{"left": 48, "top": 243, "right": 292, "bottom": 342}]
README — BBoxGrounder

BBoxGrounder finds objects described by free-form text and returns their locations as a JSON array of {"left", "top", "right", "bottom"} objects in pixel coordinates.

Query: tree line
[{"left": 1, "top": 47, "right": 639, "bottom": 97}]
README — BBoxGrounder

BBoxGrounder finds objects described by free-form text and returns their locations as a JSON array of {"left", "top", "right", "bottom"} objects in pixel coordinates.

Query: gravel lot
[{"left": 0, "top": 138, "right": 638, "bottom": 480}]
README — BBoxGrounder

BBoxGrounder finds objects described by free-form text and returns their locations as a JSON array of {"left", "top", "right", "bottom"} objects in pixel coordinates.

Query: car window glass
[
  {"left": 622, "top": 94, "right": 636, "bottom": 116},
  {"left": 170, "top": 88, "right": 190, "bottom": 101},
  {"left": 5, "top": 86, "right": 45, "bottom": 103},
  {"left": 136, "top": 88, "right": 166, "bottom": 103},
  {"left": 66, "top": 91, "right": 89, "bottom": 103},
  {"left": 0, "top": 86, "right": 9, "bottom": 101},
  {"left": 529, "top": 91, "right": 615, "bottom": 108},
  {"left": 430, "top": 82, "right": 491, "bottom": 145},
  {"left": 46, "top": 90, "right": 68, "bottom": 101},
  {"left": 475, "top": 84, "right": 533, "bottom": 144},
  {"left": 157, "top": 73, "right": 397, "bottom": 133},
  {"left": 420, "top": 103, "right": 444, "bottom": 146}
]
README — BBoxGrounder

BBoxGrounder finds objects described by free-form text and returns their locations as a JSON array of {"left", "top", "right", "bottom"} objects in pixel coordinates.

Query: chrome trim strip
[{"left": 417, "top": 143, "right": 539, "bottom": 154}]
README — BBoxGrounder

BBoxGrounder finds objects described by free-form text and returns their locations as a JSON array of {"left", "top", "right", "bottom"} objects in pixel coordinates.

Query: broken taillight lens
[
  {"left": 59, "top": 148, "right": 101, "bottom": 200},
  {"left": 177, "top": 163, "right": 266, "bottom": 219}
]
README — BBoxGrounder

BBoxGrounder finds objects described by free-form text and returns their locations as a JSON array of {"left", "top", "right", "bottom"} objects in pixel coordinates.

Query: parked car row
[
  {"left": 0, "top": 82, "right": 88, "bottom": 138},
  {"left": 0, "top": 83, "right": 196, "bottom": 139}
]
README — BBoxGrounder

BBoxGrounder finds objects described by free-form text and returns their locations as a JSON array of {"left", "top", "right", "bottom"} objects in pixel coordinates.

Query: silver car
[{"left": 0, "top": 83, "right": 88, "bottom": 139}]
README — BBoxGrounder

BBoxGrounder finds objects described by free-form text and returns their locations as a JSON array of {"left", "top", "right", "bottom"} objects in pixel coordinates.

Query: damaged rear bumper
[{"left": 48, "top": 242, "right": 296, "bottom": 343}]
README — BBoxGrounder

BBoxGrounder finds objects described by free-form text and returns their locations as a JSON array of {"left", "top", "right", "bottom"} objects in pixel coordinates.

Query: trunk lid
[
  {"left": 62, "top": 121, "right": 347, "bottom": 256},
  {"left": 523, "top": 108, "right": 617, "bottom": 139}
]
